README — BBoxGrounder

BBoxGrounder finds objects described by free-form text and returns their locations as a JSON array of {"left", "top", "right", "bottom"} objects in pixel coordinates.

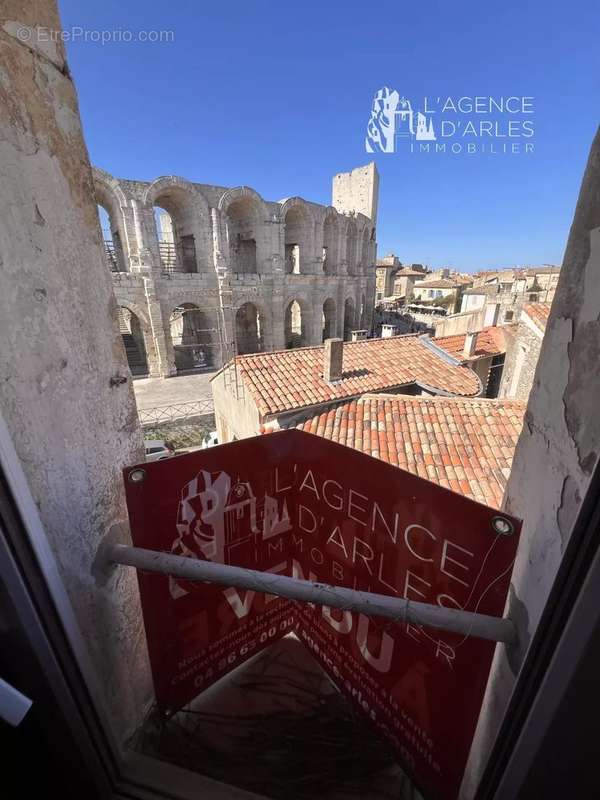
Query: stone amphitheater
[{"left": 95, "top": 162, "right": 379, "bottom": 377}]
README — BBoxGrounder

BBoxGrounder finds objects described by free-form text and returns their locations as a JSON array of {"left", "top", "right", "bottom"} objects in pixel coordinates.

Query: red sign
[{"left": 124, "top": 430, "right": 520, "bottom": 800}]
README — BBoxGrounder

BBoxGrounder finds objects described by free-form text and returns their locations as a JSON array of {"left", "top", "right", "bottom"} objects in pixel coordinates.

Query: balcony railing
[{"left": 104, "top": 240, "right": 122, "bottom": 272}]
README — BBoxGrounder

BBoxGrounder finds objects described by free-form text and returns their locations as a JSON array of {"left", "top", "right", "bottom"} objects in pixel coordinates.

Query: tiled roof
[
  {"left": 434, "top": 327, "right": 510, "bottom": 361},
  {"left": 524, "top": 266, "right": 560, "bottom": 275},
  {"left": 522, "top": 302, "right": 551, "bottom": 332},
  {"left": 463, "top": 284, "right": 500, "bottom": 296},
  {"left": 452, "top": 275, "right": 475, "bottom": 285},
  {"left": 414, "top": 278, "right": 459, "bottom": 289},
  {"left": 394, "top": 268, "right": 429, "bottom": 277},
  {"left": 290, "top": 394, "right": 526, "bottom": 509},
  {"left": 233, "top": 336, "right": 481, "bottom": 419}
]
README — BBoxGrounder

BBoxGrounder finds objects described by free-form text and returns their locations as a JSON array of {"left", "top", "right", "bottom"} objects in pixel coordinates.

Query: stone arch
[
  {"left": 322, "top": 208, "right": 339, "bottom": 275},
  {"left": 144, "top": 177, "right": 210, "bottom": 274},
  {"left": 281, "top": 199, "right": 313, "bottom": 274},
  {"left": 220, "top": 187, "right": 268, "bottom": 275},
  {"left": 117, "top": 305, "right": 149, "bottom": 376},
  {"left": 93, "top": 169, "right": 129, "bottom": 273},
  {"left": 169, "top": 302, "right": 216, "bottom": 371},
  {"left": 345, "top": 218, "right": 358, "bottom": 275},
  {"left": 343, "top": 297, "right": 356, "bottom": 341},
  {"left": 284, "top": 298, "right": 310, "bottom": 349},
  {"left": 322, "top": 297, "right": 336, "bottom": 341},
  {"left": 235, "top": 301, "right": 266, "bottom": 355}
]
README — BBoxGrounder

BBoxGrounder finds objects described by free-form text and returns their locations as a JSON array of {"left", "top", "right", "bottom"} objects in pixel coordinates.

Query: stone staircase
[{"left": 121, "top": 333, "right": 148, "bottom": 376}]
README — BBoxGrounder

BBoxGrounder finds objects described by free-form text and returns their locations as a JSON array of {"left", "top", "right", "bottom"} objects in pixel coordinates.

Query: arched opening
[
  {"left": 118, "top": 307, "right": 148, "bottom": 375},
  {"left": 322, "top": 298, "right": 336, "bottom": 341},
  {"left": 152, "top": 187, "right": 199, "bottom": 274},
  {"left": 346, "top": 220, "right": 357, "bottom": 276},
  {"left": 226, "top": 197, "right": 260, "bottom": 274},
  {"left": 284, "top": 204, "right": 310, "bottom": 274},
  {"left": 170, "top": 304, "right": 215, "bottom": 372},
  {"left": 284, "top": 300, "right": 305, "bottom": 349},
  {"left": 97, "top": 203, "right": 126, "bottom": 272},
  {"left": 235, "top": 303, "right": 264, "bottom": 354},
  {"left": 322, "top": 214, "right": 338, "bottom": 275},
  {"left": 343, "top": 298, "right": 355, "bottom": 341}
]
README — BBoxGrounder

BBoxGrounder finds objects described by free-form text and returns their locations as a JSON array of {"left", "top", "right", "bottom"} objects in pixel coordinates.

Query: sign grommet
[
  {"left": 491, "top": 515, "right": 515, "bottom": 536},
  {"left": 128, "top": 468, "right": 147, "bottom": 484}
]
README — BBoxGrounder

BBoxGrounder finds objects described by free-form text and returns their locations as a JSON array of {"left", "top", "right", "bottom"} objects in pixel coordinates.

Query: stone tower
[{"left": 332, "top": 162, "right": 379, "bottom": 225}]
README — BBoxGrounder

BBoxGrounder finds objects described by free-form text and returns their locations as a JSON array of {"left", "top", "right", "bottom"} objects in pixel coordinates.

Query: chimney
[
  {"left": 323, "top": 338, "right": 343, "bottom": 383},
  {"left": 484, "top": 302, "right": 501, "bottom": 327},
  {"left": 351, "top": 329, "right": 368, "bottom": 341},
  {"left": 463, "top": 331, "right": 479, "bottom": 358},
  {"left": 381, "top": 324, "right": 397, "bottom": 338}
]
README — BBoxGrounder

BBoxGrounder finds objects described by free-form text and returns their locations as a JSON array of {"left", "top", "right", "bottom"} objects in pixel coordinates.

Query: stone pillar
[
  {"left": 143, "top": 279, "right": 176, "bottom": 377},
  {"left": 0, "top": 2, "right": 151, "bottom": 741},
  {"left": 130, "top": 198, "right": 154, "bottom": 271},
  {"left": 138, "top": 203, "right": 163, "bottom": 274}
]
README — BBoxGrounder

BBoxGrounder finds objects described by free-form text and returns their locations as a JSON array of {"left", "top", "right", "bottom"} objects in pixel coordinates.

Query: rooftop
[
  {"left": 414, "top": 278, "right": 461, "bottom": 289},
  {"left": 230, "top": 336, "right": 481, "bottom": 419},
  {"left": 434, "top": 326, "right": 511, "bottom": 361},
  {"left": 393, "top": 268, "right": 429, "bottom": 277},
  {"left": 289, "top": 394, "right": 526, "bottom": 509},
  {"left": 522, "top": 302, "right": 552, "bottom": 332}
]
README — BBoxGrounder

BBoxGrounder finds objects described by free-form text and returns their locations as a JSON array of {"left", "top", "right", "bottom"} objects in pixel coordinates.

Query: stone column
[
  {"left": 0, "top": 2, "right": 151, "bottom": 741},
  {"left": 143, "top": 279, "right": 176, "bottom": 376}
]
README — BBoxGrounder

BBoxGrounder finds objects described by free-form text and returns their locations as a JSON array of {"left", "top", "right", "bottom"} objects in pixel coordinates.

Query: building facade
[{"left": 95, "top": 163, "right": 378, "bottom": 377}]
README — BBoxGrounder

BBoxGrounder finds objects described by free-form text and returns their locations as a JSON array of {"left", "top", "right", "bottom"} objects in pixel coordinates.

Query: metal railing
[
  {"left": 138, "top": 400, "right": 214, "bottom": 426},
  {"left": 108, "top": 543, "right": 516, "bottom": 644},
  {"left": 158, "top": 240, "right": 178, "bottom": 273},
  {"left": 104, "top": 240, "right": 122, "bottom": 272}
]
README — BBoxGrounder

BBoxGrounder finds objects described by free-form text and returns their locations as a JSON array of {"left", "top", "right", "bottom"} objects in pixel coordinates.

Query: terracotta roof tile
[
  {"left": 289, "top": 394, "right": 526, "bottom": 510},
  {"left": 234, "top": 336, "right": 481, "bottom": 418},
  {"left": 434, "top": 326, "right": 510, "bottom": 361},
  {"left": 522, "top": 302, "right": 551, "bottom": 332}
]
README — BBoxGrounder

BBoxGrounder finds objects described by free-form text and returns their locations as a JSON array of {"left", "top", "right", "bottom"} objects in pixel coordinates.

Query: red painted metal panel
[{"left": 124, "top": 429, "right": 521, "bottom": 800}]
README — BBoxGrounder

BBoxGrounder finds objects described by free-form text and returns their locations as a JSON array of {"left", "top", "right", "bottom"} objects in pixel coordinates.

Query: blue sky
[{"left": 59, "top": 0, "right": 599, "bottom": 271}]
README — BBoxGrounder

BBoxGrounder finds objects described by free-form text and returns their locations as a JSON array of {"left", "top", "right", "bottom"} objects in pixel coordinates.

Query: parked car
[
  {"left": 144, "top": 440, "right": 175, "bottom": 462},
  {"left": 201, "top": 431, "right": 219, "bottom": 449}
]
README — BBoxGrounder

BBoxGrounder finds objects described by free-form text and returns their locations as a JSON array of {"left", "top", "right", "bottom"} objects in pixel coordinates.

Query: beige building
[
  {"left": 211, "top": 334, "right": 481, "bottom": 442},
  {"left": 96, "top": 162, "right": 378, "bottom": 377},
  {"left": 374, "top": 254, "right": 428, "bottom": 300}
]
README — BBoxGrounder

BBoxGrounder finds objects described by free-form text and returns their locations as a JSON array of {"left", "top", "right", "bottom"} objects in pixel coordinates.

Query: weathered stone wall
[
  {"left": 461, "top": 126, "right": 600, "bottom": 798},
  {"left": 96, "top": 165, "right": 378, "bottom": 376},
  {"left": 332, "top": 162, "right": 379, "bottom": 224},
  {"left": 0, "top": 1, "right": 151, "bottom": 740},
  {"left": 497, "top": 321, "right": 542, "bottom": 401}
]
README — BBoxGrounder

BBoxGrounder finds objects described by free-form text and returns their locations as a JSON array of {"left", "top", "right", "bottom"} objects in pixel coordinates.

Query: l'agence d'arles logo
[{"left": 366, "top": 87, "right": 535, "bottom": 155}]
